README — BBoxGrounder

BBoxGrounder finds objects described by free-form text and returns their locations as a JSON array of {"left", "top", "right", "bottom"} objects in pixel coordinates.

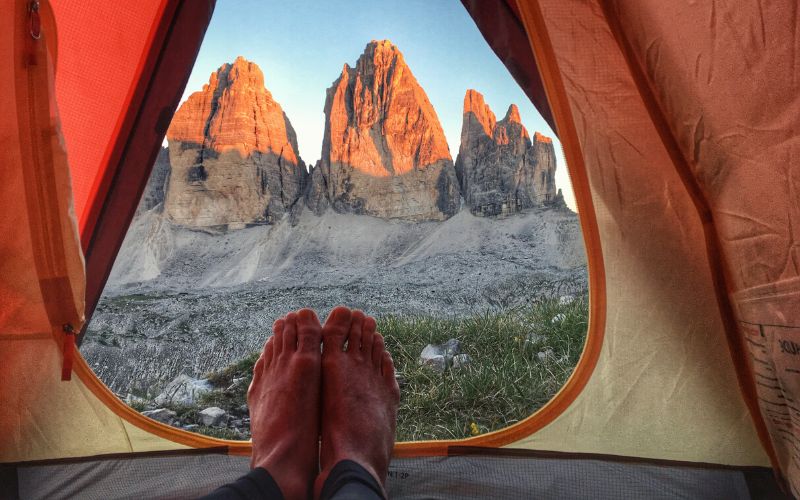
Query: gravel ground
[{"left": 81, "top": 206, "right": 587, "bottom": 397}]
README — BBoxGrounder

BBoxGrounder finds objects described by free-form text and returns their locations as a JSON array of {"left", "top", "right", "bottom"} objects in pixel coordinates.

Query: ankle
[
  {"left": 254, "top": 449, "right": 313, "bottom": 499},
  {"left": 314, "top": 459, "right": 386, "bottom": 500}
]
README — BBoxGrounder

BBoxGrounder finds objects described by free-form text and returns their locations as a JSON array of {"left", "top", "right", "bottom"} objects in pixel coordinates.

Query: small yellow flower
[{"left": 470, "top": 422, "right": 480, "bottom": 436}]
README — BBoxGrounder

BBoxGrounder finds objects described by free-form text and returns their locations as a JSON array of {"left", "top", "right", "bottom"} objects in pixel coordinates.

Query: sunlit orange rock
[
  {"left": 307, "top": 40, "right": 460, "bottom": 221},
  {"left": 455, "top": 89, "right": 558, "bottom": 217},
  {"left": 165, "top": 57, "right": 307, "bottom": 229}
]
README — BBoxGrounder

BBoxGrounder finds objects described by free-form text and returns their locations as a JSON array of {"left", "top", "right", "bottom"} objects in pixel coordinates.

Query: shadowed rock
[
  {"left": 136, "top": 147, "right": 171, "bottom": 215},
  {"left": 455, "top": 90, "right": 558, "bottom": 217}
]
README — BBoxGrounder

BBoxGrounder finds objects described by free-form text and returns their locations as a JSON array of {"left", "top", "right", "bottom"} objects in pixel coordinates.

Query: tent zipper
[
  {"left": 27, "top": 1, "right": 40, "bottom": 64},
  {"left": 23, "top": 0, "right": 77, "bottom": 380}
]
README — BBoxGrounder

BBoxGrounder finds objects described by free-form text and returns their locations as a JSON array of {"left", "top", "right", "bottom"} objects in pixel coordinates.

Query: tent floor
[{"left": 0, "top": 449, "right": 787, "bottom": 499}]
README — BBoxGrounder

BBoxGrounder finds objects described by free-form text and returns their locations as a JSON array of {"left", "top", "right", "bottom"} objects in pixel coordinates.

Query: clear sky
[{"left": 180, "top": 0, "right": 575, "bottom": 210}]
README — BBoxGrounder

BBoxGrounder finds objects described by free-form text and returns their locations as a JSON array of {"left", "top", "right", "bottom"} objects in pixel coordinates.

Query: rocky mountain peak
[
  {"left": 168, "top": 56, "right": 298, "bottom": 163},
  {"left": 463, "top": 89, "right": 497, "bottom": 138},
  {"left": 456, "top": 90, "right": 558, "bottom": 217},
  {"left": 163, "top": 57, "right": 307, "bottom": 229},
  {"left": 502, "top": 104, "right": 522, "bottom": 125},
  {"left": 358, "top": 39, "right": 403, "bottom": 73},
  {"left": 495, "top": 104, "right": 529, "bottom": 145},
  {"left": 307, "top": 41, "right": 460, "bottom": 221}
]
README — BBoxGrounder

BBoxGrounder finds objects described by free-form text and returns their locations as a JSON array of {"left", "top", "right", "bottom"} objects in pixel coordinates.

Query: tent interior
[{"left": 1, "top": 0, "right": 798, "bottom": 498}]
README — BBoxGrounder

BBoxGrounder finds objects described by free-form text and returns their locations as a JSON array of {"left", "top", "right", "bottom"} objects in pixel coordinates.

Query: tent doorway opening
[{"left": 79, "top": 0, "right": 588, "bottom": 443}]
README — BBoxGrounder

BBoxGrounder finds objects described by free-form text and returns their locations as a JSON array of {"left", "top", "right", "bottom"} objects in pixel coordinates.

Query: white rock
[
  {"left": 537, "top": 349, "right": 555, "bottom": 361},
  {"left": 558, "top": 295, "right": 575, "bottom": 305},
  {"left": 199, "top": 407, "right": 228, "bottom": 427},
  {"left": 420, "top": 354, "right": 448, "bottom": 372},
  {"left": 142, "top": 408, "right": 176, "bottom": 424},
  {"left": 155, "top": 374, "right": 213, "bottom": 406},
  {"left": 420, "top": 343, "right": 445, "bottom": 359},
  {"left": 225, "top": 377, "right": 248, "bottom": 392},
  {"left": 551, "top": 313, "right": 566, "bottom": 324}
]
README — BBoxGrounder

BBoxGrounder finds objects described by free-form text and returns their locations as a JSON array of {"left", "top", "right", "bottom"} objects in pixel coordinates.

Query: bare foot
[
  {"left": 248, "top": 309, "right": 322, "bottom": 499},
  {"left": 315, "top": 307, "right": 400, "bottom": 498}
]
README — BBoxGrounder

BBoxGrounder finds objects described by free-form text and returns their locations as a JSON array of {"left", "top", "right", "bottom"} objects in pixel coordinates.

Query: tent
[{"left": 1, "top": 0, "right": 797, "bottom": 497}]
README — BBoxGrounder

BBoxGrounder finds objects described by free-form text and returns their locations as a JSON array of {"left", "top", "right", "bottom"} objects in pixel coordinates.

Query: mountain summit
[
  {"left": 164, "top": 56, "right": 307, "bottom": 228},
  {"left": 307, "top": 40, "right": 460, "bottom": 221},
  {"left": 456, "top": 90, "right": 557, "bottom": 217}
]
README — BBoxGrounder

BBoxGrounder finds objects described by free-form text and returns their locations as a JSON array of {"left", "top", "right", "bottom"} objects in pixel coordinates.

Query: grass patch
[
  {"left": 151, "top": 293, "right": 588, "bottom": 442},
  {"left": 206, "top": 352, "right": 260, "bottom": 388},
  {"left": 384, "top": 294, "right": 588, "bottom": 441},
  {"left": 194, "top": 426, "right": 243, "bottom": 440}
]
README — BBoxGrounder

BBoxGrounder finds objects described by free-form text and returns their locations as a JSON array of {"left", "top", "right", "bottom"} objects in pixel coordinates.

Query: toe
[
  {"left": 249, "top": 338, "right": 271, "bottom": 398},
  {"left": 361, "top": 316, "right": 376, "bottom": 353},
  {"left": 322, "top": 306, "right": 352, "bottom": 352},
  {"left": 296, "top": 308, "right": 322, "bottom": 353},
  {"left": 250, "top": 352, "right": 265, "bottom": 390},
  {"left": 272, "top": 318, "right": 285, "bottom": 356},
  {"left": 382, "top": 352, "right": 401, "bottom": 402},
  {"left": 283, "top": 312, "right": 298, "bottom": 352},
  {"left": 372, "top": 333, "right": 385, "bottom": 369},
  {"left": 347, "top": 310, "right": 365, "bottom": 353},
  {"left": 264, "top": 337, "right": 275, "bottom": 368}
]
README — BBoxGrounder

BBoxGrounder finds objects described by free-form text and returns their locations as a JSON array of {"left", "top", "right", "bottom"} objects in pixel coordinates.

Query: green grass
[
  {"left": 383, "top": 295, "right": 588, "bottom": 441},
  {"left": 149, "top": 293, "right": 588, "bottom": 442},
  {"left": 195, "top": 426, "right": 243, "bottom": 440},
  {"left": 197, "top": 352, "right": 260, "bottom": 409}
]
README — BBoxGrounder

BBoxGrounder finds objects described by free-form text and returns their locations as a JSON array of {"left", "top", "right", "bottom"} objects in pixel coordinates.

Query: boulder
[
  {"left": 142, "top": 408, "right": 177, "bottom": 424},
  {"left": 419, "top": 344, "right": 448, "bottom": 372},
  {"left": 419, "top": 338, "right": 466, "bottom": 372},
  {"left": 199, "top": 407, "right": 228, "bottom": 427},
  {"left": 154, "top": 374, "right": 213, "bottom": 406},
  {"left": 442, "top": 338, "right": 462, "bottom": 357}
]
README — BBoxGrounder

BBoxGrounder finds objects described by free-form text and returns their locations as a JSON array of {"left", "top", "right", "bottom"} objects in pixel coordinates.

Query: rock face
[
  {"left": 164, "top": 57, "right": 307, "bottom": 229},
  {"left": 308, "top": 40, "right": 460, "bottom": 221},
  {"left": 136, "top": 147, "right": 171, "bottom": 215},
  {"left": 455, "top": 90, "right": 557, "bottom": 217}
]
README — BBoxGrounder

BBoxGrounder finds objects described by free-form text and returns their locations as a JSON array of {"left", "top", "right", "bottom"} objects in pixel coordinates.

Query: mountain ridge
[{"left": 150, "top": 41, "right": 563, "bottom": 230}]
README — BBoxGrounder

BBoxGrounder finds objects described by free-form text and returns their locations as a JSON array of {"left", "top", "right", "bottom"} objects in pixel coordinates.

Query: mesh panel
[
  {"left": 17, "top": 453, "right": 250, "bottom": 500},
  {"left": 14, "top": 452, "right": 764, "bottom": 499},
  {"left": 387, "top": 456, "right": 753, "bottom": 500}
]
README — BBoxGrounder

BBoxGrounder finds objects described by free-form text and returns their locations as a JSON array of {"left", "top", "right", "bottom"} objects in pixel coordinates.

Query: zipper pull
[
  {"left": 61, "top": 323, "right": 75, "bottom": 381},
  {"left": 26, "top": 0, "right": 41, "bottom": 66},
  {"left": 29, "top": 1, "right": 41, "bottom": 39}
]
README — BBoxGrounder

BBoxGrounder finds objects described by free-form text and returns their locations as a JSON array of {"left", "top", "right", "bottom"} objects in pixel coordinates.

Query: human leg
[{"left": 315, "top": 307, "right": 400, "bottom": 500}]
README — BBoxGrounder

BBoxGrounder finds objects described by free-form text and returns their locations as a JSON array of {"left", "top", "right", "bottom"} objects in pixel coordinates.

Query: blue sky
[{"left": 181, "top": 0, "right": 575, "bottom": 210}]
